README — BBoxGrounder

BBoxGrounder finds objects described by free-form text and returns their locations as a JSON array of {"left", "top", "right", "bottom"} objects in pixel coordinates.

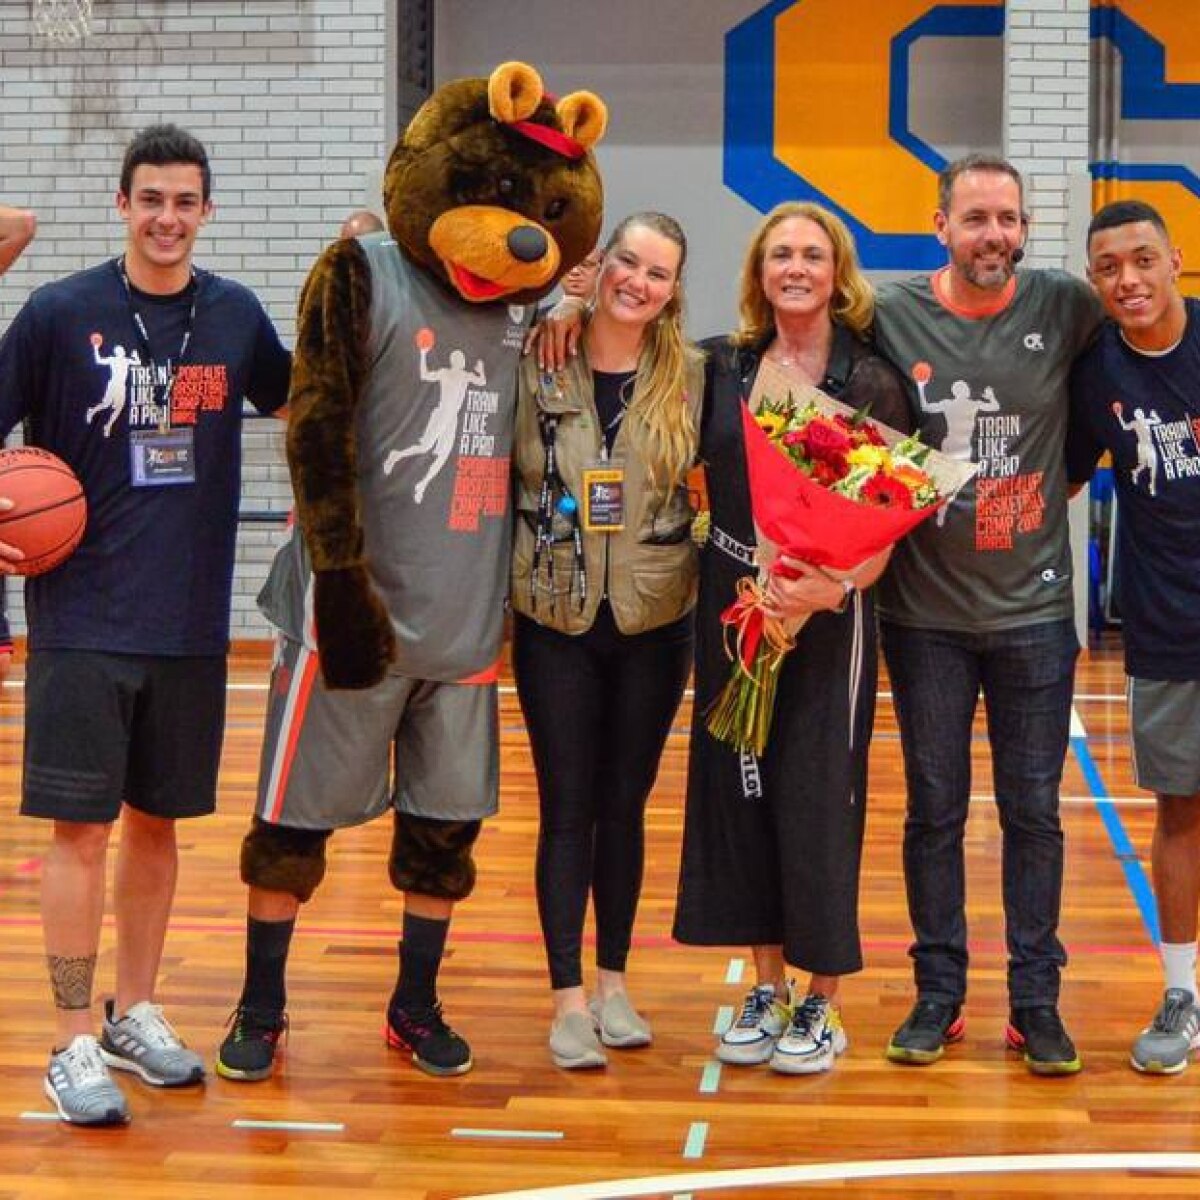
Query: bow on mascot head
[{"left": 283, "top": 62, "right": 607, "bottom": 690}]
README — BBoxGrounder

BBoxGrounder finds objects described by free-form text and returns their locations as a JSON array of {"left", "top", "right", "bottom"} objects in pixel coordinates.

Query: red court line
[{"left": 0, "top": 914, "right": 1156, "bottom": 957}]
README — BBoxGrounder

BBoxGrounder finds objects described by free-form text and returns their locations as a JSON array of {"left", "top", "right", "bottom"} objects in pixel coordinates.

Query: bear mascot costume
[{"left": 217, "top": 63, "right": 607, "bottom": 1083}]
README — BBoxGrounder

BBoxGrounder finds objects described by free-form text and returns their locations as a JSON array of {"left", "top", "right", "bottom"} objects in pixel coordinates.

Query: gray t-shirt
[
  {"left": 261, "top": 234, "right": 530, "bottom": 680},
  {"left": 874, "top": 268, "right": 1101, "bottom": 632}
]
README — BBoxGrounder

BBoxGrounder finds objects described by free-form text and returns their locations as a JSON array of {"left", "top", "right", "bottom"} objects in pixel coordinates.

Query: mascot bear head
[{"left": 383, "top": 61, "right": 606, "bottom": 306}]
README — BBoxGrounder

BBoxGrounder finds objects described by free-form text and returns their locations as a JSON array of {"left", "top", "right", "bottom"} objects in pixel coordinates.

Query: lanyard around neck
[{"left": 115, "top": 256, "right": 198, "bottom": 429}]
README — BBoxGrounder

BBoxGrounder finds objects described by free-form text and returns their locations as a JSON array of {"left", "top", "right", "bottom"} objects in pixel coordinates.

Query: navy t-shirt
[
  {"left": 1067, "top": 298, "right": 1200, "bottom": 679},
  {"left": 0, "top": 259, "right": 291, "bottom": 655}
]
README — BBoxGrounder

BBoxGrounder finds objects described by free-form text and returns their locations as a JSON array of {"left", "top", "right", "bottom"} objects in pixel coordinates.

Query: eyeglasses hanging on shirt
[{"left": 114, "top": 256, "right": 200, "bottom": 488}]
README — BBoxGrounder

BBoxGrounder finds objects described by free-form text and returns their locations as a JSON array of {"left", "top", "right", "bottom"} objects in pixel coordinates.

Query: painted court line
[
  {"left": 682, "top": 1122, "right": 708, "bottom": 1160},
  {"left": 459, "top": 1151, "right": 1200, "bottom": 1199},
  {"left": 1069, "top": 707, "right": 1159, "bottom": 943},
  {"left": 698, "top": 1061, "right": 721, "bottom": 1095},
  {"left": 20, "top": 1112, "right": 60, "bottom": 1123},
  {"left": 232, "top": 1118, "right": 345, "bottom": 1133},
  {"left": 723, "top": 958, "right": 744, "bottom": 985},
  {"left": 711, "top": 1005, "right": 733, "bottom": 1036},
  {"left": 452, "top": 1129, "right": 565, "bottom": 1141}
]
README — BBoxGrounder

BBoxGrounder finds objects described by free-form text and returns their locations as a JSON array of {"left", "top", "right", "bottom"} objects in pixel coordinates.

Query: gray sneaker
[
  {"left": 100, "top": 1000, "right": 205, "bottom": 1087},
  {"left": 1131, "top": 988, "right": 1200, "bottom": 1075},
  {"left": 45, "top": 1034, "right": 130, "bottom": 1126},
  {"left": 549, "top": 1011, "right": 607, "bottom": 1070}
]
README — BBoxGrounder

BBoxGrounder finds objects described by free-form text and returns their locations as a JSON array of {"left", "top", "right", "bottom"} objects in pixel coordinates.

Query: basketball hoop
[{"left": 32, "top": 0, "right": 93, "bottom": 43}]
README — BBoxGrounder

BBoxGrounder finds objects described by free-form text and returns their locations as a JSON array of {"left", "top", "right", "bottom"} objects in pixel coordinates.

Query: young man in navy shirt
[
  {"left": 0, "top": 126, "right": 290, "bottom": 1125},
  {"left": 1068, "top": 199, "right": 1200, "bottom": 1076}
]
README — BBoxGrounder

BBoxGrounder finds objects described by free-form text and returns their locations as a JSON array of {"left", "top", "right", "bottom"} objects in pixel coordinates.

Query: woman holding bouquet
[
  {"left": 511, "top": 212, "right": 705, "bottom": 1069},
  {"left": 672, "top": 202, "right": 910, "bottom": 1075}
]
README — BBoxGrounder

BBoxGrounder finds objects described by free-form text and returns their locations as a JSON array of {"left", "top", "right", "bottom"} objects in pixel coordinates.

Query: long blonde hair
[
  {"left": 732, "top": 201, "right": 875, "bottom": 346},
  {"left": 596, "top": 212, "right": 699, "bottom": 492}
]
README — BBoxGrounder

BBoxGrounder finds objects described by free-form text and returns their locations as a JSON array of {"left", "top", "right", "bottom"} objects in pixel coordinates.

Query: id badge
[
  {"left": 129, "top": 428, "right": 196, "bottom": 487},
  {"left": 582, "top": 459, "right": 625, "bottom": 532}
]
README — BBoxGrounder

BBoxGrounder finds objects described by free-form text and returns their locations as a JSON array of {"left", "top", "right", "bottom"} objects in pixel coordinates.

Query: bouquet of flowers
[{"left": 706, "top": 360, "right": 976, "bottom": 755}]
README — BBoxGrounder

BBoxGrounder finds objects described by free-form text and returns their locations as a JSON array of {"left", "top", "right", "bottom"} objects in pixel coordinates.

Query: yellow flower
[
  {"left": 756, "top": 411, "right": 787, "bottom": 438},
  {"left": 847, "top": 444, "right": 889, "bottom": 471}
]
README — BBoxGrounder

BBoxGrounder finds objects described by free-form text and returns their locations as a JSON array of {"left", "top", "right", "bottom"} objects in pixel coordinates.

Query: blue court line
[
  {"left": 712, "top": 1005, "right": 733, "bottom": 1036},
  {"left": 682, "top": 1121, "right": 708, "bottom": 1160},
  {"left": 1069, "top": 734, "right": 1160, "bottom": 944},
  {"left": 699, "top": 1061, "right": 722, "bottom": 1095}
]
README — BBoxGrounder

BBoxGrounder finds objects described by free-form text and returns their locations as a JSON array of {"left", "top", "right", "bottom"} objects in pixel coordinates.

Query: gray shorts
[
  {"left": 255, "top": 635, "right": 499, "bottom": 830},
  {"left": 1128, "top": 676, "right": 1200, "bottom": 797}
]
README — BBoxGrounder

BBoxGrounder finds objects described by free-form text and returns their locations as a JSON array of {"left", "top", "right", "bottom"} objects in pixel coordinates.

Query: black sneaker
[
  {"left": 886, "top": 999, "right": 965, "bottom": 1065},
  {"left": 215, "top": 1005, "right": 288, "bottom": 1082},
  {"left": 1005, "top": 1005, "right": 1082, "bottom": 1076},
  {"left": 385, "top": 999, "right": 473, "bottom": 1077}
]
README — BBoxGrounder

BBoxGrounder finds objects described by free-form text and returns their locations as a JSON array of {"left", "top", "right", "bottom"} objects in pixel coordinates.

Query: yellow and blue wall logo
[
  {"left": 726, "top": 0, "right": 1200, "bottom": 285},
  {"left": 1092, "top": 0, "right": 1200, "bottom": 291},
  {"left": 725, "top": 0, "right": 1003, "bottom": 270}
]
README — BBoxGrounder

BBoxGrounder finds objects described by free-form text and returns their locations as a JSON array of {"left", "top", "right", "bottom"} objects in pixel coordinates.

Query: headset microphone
[{"left": 1011, "top": 245, "right": 1025, "bottom": 264}]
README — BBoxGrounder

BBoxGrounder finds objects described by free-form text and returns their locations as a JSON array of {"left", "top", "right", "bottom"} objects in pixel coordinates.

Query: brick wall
[
  {"left": 1003, "top": 0, "right": 1093, "bottom": 269},
  {"left": 0, "top": 0, "right": 388, "bottom": 639}
]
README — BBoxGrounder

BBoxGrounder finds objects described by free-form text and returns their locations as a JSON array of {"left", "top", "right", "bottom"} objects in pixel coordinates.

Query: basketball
[{"left": 0, "top": 446, "right": 87, "bottom": 576}]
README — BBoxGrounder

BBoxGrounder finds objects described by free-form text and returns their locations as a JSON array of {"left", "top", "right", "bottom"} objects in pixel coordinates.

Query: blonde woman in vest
[{"left": 511, "top": 212, "right": 704, "bottom": 1069}]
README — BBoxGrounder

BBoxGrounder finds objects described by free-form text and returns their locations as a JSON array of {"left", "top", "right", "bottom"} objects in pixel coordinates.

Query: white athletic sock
[{"left": 1159, "top": 941, "right": 1198, "bottom": 998}]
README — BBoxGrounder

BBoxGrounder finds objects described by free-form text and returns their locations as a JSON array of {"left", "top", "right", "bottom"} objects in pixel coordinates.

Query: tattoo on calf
[{"left": 47, "top": 955, "right": 96, "bottom": 1011}]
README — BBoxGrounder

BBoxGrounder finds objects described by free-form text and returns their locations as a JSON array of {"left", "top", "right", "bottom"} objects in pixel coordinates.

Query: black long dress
[{"left": 672, "top": 327, "right": 910, "bottom": 975}]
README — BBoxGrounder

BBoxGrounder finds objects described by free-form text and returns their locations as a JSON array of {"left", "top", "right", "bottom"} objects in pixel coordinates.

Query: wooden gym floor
[{"left": 1, "top": 637, "right": 1198, "bottom": 1199}]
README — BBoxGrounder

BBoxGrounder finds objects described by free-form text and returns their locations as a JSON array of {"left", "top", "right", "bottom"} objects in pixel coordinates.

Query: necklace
[
  {"left": 605, "top": 374, "right": 636, "bottom": 431},
  {"left": 1119, "top": 326, "right": 1184, "bottom": 357}
]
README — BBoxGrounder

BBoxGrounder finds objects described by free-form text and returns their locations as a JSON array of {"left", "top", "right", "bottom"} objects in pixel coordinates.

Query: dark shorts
[{"left": 21, "top": 649, "right": 228, "bottom": 824}]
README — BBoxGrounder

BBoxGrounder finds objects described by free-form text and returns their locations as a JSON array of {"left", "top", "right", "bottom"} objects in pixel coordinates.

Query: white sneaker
[
  {"left": 716, "top": 983, "right": 792, "bottom": 1065},
  {"left": 45, "top": 1034, "right": 130, "bottom": 1126},
  {"left": 770, "top": 993, "right": 848, "bottom": 1075},
  {"left": 100, "top": 1000, "right": 204, "bottom": 1087}
]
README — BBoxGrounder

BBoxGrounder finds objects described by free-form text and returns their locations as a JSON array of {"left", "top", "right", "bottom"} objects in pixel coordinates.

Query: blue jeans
[{"left": 880, "top": 618, "right": 1079, "bottom": 1010}]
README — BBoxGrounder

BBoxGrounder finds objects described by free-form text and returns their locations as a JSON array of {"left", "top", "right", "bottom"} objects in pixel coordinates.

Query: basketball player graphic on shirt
[
  {"left": 383, "top": 330, "right": 485, "bottom": 504},
  {"left": 1112, "top": 400, "right": 1163, "bottom": 497},
  {"left": 914, "top": 366, "right": 1000, "bottom": 526},
  {"left": 85, "top": 333, "right": 141, "bottom": 438}
]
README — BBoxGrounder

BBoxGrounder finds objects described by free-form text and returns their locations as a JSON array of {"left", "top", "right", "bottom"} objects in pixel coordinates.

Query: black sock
[
  {"left": 240, "top": 916, "right": 295, "bottom": 1015},
  {"left": 391, "top": 912, "right": 449, "bottom": 1011}
]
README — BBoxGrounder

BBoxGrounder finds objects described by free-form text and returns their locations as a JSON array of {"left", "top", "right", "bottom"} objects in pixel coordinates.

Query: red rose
[
  {"left": 812, "top": 458, "right": 846, "bottom": 487},
  {"left": 801, "top": 417, "right": 853, "bottom": 464}
]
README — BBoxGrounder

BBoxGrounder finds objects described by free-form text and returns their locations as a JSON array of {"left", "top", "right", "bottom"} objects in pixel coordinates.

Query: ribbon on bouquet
[{"left": 719, "top": 574, "right": 798, "bottom": 675}]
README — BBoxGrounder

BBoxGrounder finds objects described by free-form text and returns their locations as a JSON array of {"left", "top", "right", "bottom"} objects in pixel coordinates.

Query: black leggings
[{"left": 513, "top": 605, "right": 693, "bottom": 990}]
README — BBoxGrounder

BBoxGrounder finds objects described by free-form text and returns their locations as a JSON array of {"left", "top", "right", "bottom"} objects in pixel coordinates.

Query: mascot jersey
[
  {"left": 261, "top": 233, "right": 530, "bottom": 682},
  {"left": 0, "top": 260, "right": 291, "bottom": 655}
]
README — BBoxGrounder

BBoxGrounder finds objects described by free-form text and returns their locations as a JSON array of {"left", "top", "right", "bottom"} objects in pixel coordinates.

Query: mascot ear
[
  {"left": 555, "top": 92, "right": 608, "bottom": 151},
  {"left": 488, "top": 61, "right": 545, "bottom": 123}
]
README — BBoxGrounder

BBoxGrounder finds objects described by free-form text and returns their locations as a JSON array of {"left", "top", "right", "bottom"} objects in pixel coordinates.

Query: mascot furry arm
[
  {"left": 287, "top": 62, "right": 606, "bottom": 690},
  {"left": 285, "top": 238, "right": 389, "bottom": 689}
]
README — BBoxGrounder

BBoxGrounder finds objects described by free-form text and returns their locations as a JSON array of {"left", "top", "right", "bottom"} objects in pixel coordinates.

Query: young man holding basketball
[{"left": 0, "top": 125, "right": 290, "bottom": 1125}]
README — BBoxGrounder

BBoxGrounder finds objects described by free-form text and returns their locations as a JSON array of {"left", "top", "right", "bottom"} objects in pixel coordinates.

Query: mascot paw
[{"left": 313, "top": 565, "right": 396, "bottom": 689}]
